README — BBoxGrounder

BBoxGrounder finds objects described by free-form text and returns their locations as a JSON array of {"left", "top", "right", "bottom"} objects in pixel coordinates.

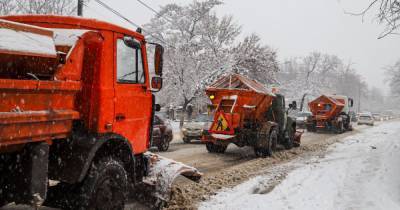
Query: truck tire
[
  {"left": 284, "top": 130, "right": 294, "bottom": 150},
  {"left": 206, "top": 143, "right": 227, "bottom": 153},
  {"left": 74, "top": 157, "right": 128, "bottom": 210},
  {"left": 254, "top": 129, "right": 277, "bottom": 158},
  {"left": 183, "top": 136, "right": 191, "bottom": 143},
  {"left": 158, "top": 137, "right": 170, "bottom": 152},
  {"left": 335, "top": 121, "right": 344, "bottom": 134},
  {"left": 306, "top": 123, "right": 316, "bottom": 132}
]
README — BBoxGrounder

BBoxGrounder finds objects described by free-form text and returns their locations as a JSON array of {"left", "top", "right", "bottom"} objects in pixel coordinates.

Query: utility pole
[
  {"left": 77, "top": 0, "right": 84, "bottom": 16},
  {"left": 358, "top": 81, "right": 361, "bottom": 113},
  {"left": 300, "top": 93, "right": 308, "bottom": 111}
]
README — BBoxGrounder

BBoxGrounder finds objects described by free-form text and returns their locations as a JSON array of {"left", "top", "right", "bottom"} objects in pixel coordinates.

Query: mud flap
[{"left": 137, "top": 152, "right": 202, "bottom": 207}]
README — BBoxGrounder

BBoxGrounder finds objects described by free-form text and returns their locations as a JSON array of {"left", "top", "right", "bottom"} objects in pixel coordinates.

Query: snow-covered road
[{"left": 200, "top": 121, "right": 400, "bottom": 210}]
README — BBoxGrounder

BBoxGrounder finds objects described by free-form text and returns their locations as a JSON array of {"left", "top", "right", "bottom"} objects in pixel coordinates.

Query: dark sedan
[{"left": 152, "top": 115, "right": 173, "bottom": 151}]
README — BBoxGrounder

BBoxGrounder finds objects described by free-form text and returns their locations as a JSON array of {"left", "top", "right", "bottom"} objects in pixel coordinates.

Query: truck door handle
[{"left": 116, "top": 114, "right": 126, "bottom": 121}]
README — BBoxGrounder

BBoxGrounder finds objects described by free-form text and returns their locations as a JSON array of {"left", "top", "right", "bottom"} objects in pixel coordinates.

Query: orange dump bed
[
  {"left": 0, "top": 20, "right": 85, "bottom": 147},
  {"left": 308, "top": 95, "right": 345, "bottom": 121},
  {"left": 206, "top": 74, "right": 274, "bottom": 135}
]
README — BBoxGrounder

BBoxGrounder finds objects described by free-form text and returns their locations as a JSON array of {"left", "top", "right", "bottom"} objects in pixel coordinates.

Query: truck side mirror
[
  {"left": 154, "top": 44, "right": 164, "bottom": 76},
  {"left": 151, "top": 76, "right": 163, "bottom": 92},
  {"left": 349, "top": 98, "right": 354, "bottom": 107},
  {"left": 155, "top": 104, "right": 161, "bottom": 112},
  {"left": 123, "top": 36, "right": 141, "bottom": 49}
]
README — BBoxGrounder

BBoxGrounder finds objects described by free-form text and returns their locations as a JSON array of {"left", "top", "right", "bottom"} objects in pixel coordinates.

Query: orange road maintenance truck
[
  {"left": 202, "top": 74, "right": 302, "bottom": 157},
  {"left": 306, "top": 94, "right": 354, "bottom": 133},
  {"left": 0, "top": 16, "right": 201, "bottom": 209}
]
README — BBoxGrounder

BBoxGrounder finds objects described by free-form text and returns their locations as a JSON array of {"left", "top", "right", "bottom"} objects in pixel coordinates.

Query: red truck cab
[{"left": 0, "top": 15, "right": 168, "bottom": 209}]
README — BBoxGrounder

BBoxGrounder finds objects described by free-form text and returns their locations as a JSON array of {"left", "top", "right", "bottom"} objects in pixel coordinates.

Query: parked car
[
  {"left": 182, "top": 113, "right": 213, "bottom": 143},
  {"left": 152, "top": 115, "right": 173, "bottom": 151},
  {"left": 383, "top": 115, "right": 391, "bottom": 120},
  {"left": 295, "top": 111, "right": 312, "bottom": 128},
  {"left": 358, "top": 113, "right": 374, "bottom": 126},
  {"left": 372, "top": 113, "right": 383, "bottom": 121}
]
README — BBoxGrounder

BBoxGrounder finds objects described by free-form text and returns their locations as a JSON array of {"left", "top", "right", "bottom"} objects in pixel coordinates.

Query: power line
[
  {"left": 92, "top": 0, "right": 174, "bottom": 48},
  {"left": 136, "top": 0, "right": 173, "bottom": 23},
  {"left": 94, "top": 0, "right": 142, "bottom": 29},
  {"left": 136, "top": 0, "right": 160, "bottom": 16}
]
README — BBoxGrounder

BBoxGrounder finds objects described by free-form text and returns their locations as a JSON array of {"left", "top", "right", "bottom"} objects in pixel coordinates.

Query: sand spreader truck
[
  {"left": 306, "top": 94, "right": 354, "bottom": 133},
  {"left": 0, "top": 15, "right": 201, "bottom": 209},
  {"left": 202, "top": 74, "right": 302, "bottom": 157}
]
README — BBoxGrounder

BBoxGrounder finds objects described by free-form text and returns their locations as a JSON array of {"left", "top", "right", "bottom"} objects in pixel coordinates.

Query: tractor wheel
[
  {"left": 254, "top": 128, "right": 278, "bottom": 158},
  {"left": 158, "top": 136, "right": 170, "bottom": 152},
  {"left": 73, "top": 157, "right": 128, "bottom": 210},
  {"left": 206, "top": 143, "right": 227, "bottom": 153}
]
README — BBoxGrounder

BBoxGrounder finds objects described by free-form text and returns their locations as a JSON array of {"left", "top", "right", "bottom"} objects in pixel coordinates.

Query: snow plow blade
[{"left": 134, "top": 152, "right": 202, "bottom": 208}]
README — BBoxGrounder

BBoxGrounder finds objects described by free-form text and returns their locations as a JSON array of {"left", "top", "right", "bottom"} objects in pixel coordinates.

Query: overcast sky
[{"left": 85, "top": 0, "right": 400, "bottom": 94}]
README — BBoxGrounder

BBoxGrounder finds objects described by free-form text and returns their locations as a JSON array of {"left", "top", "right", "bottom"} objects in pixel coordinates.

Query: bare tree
[
  {"left": 350, "top": 0, "right": 400, "bottom": 38},
  {"left": 279, "top": 52, "right": 370, "bottom": 111},
  {"left": 231, "top": 34, "right": 279, "bottom": 84},
  {"left": 0, "top": 0, "right": 16, "bottom": 15},
  {"left": 0, "top": 0, "right": 82, "bottom": 15},
  {"left": 386, "top": 59, "right": 400, "bottom": 96},
  {"left": 146, "top": 0, "right": 241, "bottom": 127}
]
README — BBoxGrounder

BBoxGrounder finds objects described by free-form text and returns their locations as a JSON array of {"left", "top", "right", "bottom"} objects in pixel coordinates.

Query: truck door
[{"left": 113, "top": 34, "right": 152, "bottom": 154}]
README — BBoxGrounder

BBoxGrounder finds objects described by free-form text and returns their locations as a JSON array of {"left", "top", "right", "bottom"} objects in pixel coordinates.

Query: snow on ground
[{"left": 200, "top": 121, "right": 400, "bottom": 210}]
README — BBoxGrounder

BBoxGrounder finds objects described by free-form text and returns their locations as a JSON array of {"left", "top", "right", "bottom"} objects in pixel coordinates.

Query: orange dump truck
[
  {"left": 0, "top": 16, "right": 200, "bottom": 209},
  {"left": 202, "top": 74, "right": 301, "bottom": 157},
  {"left": 306, "top": 94, "right": 354, "bottom": 133}
]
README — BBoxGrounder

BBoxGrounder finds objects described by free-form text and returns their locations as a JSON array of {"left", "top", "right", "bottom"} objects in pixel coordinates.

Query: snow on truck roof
[
  {"left": 0, "top": 19, "right": 57, "bottom": 58},
  {"left": 1, "top": 15, "right": 144, "bottom": 39},
  {"left": 0, "top": 18, "right": 91, "bottom": 58},
  {"left": 207, "top": 73, "right": 274, "bottom": 96}
]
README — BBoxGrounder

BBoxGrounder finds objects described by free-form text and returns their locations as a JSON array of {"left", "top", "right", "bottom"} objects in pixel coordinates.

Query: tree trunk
[{"left": 179, "top": 99, "right": 189, "bottom": 128}]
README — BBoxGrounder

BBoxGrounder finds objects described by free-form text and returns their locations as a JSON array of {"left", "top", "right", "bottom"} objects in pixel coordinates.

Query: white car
[{"left": 358, "top": 114, "right": 374, "bottom": 126}]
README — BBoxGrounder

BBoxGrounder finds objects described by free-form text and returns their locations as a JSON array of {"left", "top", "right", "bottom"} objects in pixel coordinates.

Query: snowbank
[{"left": 200, "top": 121, "right": 400, "bottom": 210}]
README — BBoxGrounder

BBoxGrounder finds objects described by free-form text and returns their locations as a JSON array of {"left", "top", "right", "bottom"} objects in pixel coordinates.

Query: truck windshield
[{"left": 117, "top": 39, "right": 145, "bottom": 84}]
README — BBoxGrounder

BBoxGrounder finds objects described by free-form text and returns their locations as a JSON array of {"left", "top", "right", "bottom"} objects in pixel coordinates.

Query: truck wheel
[
  {"left": 183, "top": 137, "right": 191, "bottom": 143},
  {"left": 284, "top": 131, "right": 294, "bottom": 150},
  {"left": 206, "top": 143, "right": 227, "bottom": 153},
  {"left": 335, "top": 122, "right": 344, "bottom": 134},
  {"left": 206, "top": 142, "right": 215, "bottom": 153},
  {"left": 75, "top": 157, "right": 128, "bottom": 210},
  {"left": 158, "top": 137, "right": 170, "bottom": 152},
  {"left": 306, "top": 123, "right": 316, "bottom": 132},
  {"left": 255, "top": 129, "right": 278, "bottom": 158}
]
